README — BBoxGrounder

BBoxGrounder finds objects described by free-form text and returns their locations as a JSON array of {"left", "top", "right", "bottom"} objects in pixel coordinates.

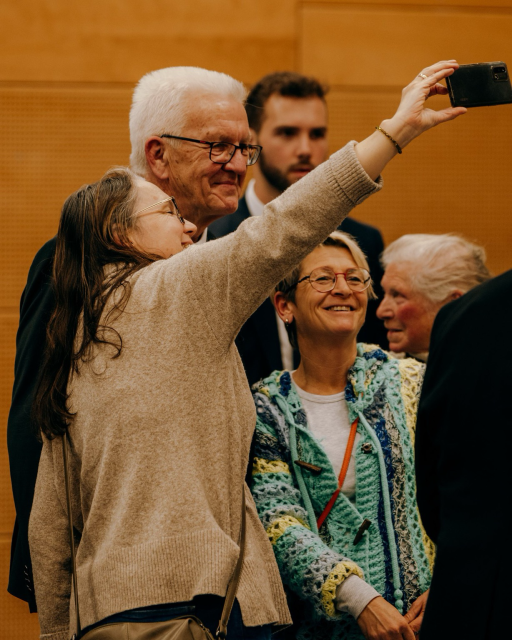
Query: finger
[
  {"left": 401, "top": 622, "right": 417, "bottom": 640},
  {"left": 422, "top": 67, "right": 458, "bottom": 89},
  {"left": 409, "top": 615, "right": 423, "bottom": 633},
  {"left": 420, "top": 60, "right": 459, "bottom": 77},
  {"left": 430, "top": 106, "right": 467, "bottom": 123},
  {"left": 403, "top": 598, "right": 422, "bottom": 623},
  {"left": 427, "top": 83, "right": 448, "bottom": 97}
]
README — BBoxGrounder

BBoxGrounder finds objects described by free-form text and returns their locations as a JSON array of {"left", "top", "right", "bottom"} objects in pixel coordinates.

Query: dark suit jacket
[
  {"left": 7, "top": 237, "right": 56, "bottom": 610},
  {"left": 415, "top": 270, "right": 512, "bottom": 639},
  {"left": 209, "top": 195, "right": 386, "bottom": 385}
]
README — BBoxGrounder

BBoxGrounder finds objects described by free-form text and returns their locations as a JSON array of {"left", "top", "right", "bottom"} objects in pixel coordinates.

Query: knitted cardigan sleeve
[{"left": 250, "top": 389, "right": 364, "bottom": 621}]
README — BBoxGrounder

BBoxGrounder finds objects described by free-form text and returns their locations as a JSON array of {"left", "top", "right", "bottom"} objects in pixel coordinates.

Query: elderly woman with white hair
[{"left": 377, "top": 233, "right": 491, "bottom": 360}]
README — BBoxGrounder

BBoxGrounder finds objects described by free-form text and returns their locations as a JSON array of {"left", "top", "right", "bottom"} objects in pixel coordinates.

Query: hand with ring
[{"left": 384, "top": 60, "right": 466, "bottom": 148}]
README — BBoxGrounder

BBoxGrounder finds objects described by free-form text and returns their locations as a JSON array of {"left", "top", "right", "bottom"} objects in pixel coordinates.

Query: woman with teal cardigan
[{"left": 251, "top": 231, "right": 434, "bottom": 640}]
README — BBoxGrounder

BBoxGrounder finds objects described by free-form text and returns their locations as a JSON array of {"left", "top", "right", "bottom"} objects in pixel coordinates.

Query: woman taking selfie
[
  {"left": 251, "top": 231, "right": 432, "bottom": 640},
  {"left": 29, "top": 62, "right": 463, "bottom": 640}
]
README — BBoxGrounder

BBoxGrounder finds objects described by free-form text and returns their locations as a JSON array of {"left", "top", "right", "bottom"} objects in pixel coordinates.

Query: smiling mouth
[{"left": 325, "top": 305, "right": 354, "bottom": 311}]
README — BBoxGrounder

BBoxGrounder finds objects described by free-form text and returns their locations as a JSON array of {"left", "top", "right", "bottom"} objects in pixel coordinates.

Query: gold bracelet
[{"left": 375, "top": 126, "right": 402, "bottom": 155}]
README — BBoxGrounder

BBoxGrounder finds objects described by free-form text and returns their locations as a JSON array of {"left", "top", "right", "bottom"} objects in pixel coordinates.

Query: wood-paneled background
[{"left": 1, "top": 1, "right": 511, "bottom": 636}]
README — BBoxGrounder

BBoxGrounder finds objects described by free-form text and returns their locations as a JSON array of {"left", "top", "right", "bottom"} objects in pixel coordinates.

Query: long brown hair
[{"left": 34, "top": 167, "right": 160, "bottom": 439}]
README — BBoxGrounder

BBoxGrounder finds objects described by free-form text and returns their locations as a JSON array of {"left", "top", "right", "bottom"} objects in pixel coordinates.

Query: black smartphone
[{"left": 446, "top": 62, "right": 512, "bottom": 108}]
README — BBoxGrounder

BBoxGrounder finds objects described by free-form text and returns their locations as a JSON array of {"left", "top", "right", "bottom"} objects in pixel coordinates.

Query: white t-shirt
[{"left": 293, "top": 384, "right": 360, "bottom": 500}]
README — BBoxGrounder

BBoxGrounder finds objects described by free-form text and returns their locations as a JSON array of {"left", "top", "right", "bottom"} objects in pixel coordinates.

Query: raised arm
[{"left": 355, "top": 61, "right": 465, "bottom": 180}]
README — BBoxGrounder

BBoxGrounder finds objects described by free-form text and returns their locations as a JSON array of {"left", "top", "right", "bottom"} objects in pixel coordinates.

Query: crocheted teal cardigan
[{"left": 251, "top": 344, "right": 434, "bottom": 640}]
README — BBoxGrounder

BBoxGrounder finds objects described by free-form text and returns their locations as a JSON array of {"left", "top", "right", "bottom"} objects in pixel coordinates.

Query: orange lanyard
[{"left": 316, "top": 417, "right": 359, "bottom": 529}]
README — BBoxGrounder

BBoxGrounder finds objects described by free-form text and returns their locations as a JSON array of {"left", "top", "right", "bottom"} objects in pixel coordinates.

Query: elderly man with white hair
[{"left": 377, "top": 233, "right": 491, "bottom": 360}]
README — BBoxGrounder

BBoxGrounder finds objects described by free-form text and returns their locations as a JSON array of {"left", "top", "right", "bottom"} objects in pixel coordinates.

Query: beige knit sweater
[{"left": 29, "top": 142, "right": 382, "bottom": 640}]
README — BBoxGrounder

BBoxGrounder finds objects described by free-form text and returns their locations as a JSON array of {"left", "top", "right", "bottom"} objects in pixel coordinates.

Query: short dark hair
[{"left": 245, "top": 71, "right": 329, "bottom": 132}]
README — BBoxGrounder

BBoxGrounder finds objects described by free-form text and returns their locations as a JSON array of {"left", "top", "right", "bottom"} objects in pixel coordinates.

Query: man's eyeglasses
[
  {"left": 134, "top": 196, "right": 185, "bottom": 224},
  {"left": 287, "top": 267, "right": 371, "bottom": 294},
  {"left": 160, "top": 134, "right": 262, "bottom": 167}
]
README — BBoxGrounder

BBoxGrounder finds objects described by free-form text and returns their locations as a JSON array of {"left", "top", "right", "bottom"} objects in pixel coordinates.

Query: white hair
[
  {"left": 381, "top": 233, "right": 491, "bottom": 305},
  {"left": 129, "top": 66, "right": 247, "bottom": 176}
]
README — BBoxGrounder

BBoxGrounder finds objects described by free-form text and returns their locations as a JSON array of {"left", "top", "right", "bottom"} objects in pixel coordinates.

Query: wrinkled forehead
[{"left": 183, "top": 91, "right": 251, "bottom": 141}]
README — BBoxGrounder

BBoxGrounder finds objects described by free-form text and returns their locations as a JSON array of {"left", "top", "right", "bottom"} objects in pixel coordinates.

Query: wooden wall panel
[
  {"left": 304, "top": 0, "right": 512, "bottom": 6},
  {"left": 0, "top": 0, "right": 296, "bottom": 84},
  {"left": 301, "top": 2, "right": 512, "bottom": 277},
  {"left": 0, "top": 84, "right": 133, "bottom": 307},
  {"left": 300, "top": 3, "right": 512, "bottom": 87}
]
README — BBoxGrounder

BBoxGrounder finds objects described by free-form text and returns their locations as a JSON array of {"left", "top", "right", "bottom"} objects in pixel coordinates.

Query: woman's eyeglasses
[
  {"left": 287, "top": 267, "right": 371, "bottom": 294},
  {"left": 134, "top": 196, "right": 185, "bottom": 224}
]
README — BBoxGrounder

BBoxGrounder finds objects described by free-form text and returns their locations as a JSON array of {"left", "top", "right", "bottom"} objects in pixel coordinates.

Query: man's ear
[
  {"left": 145, "top": 137, "right": 170, "bottom": 181},
  {"left": 249, "top": 127, "right": 259, "bottom": 144},
  {"left": 274, "top": 291, "right": 294, "bottom": 323},
  {"left": 447, "top": 289, "right": 464, "bottom": 302}
]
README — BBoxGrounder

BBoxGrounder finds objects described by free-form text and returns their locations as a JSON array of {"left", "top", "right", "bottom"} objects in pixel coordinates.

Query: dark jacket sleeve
[{"left": 7, "top": 237, "right": 56, "bottom": 610}]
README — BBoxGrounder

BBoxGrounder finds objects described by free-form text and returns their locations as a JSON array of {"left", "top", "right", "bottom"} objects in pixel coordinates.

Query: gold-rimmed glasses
[{"left": 134, "top": 196, "right": 185, "bottom": 224}]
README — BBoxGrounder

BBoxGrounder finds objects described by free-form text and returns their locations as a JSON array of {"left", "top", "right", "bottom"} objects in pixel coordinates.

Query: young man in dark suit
[
  {"left": 415, "top": 270, "right": 511, "bottom": 639},
  {"left": 209, "top": 72, "right": 386, "bottom": 385}
]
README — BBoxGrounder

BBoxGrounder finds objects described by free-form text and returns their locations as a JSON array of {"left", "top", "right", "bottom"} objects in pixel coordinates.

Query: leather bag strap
[
  {"left": 62, "top": 433, "right": 82, "bottom": 638},
  {"left": 216, "top": 485, "right": 246, "bottom": 639},
  {"left": 62, "top": 433, "right": 247, "bottom": 640}
]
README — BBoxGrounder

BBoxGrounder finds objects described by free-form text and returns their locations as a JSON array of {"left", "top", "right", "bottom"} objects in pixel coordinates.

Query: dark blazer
[
  {"left": 209, "top": 195, "right": 386, "bottom": 386},
  {"left": 415, "top": 270, "right": 512, "bottom": 639},
  {"left": 7, "top": 237, "right": 56, "bottom": 610}
]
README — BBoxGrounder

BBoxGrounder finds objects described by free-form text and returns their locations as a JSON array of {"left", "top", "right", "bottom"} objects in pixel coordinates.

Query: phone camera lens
[{"left": 494, "top": 74, "right": 500, "bottom": 80}]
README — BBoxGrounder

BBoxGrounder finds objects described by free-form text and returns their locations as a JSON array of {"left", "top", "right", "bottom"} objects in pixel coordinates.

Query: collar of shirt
[
  {"left": 244, "top": 179, "right": 265, "bottom": 217},
  {"left": 195, "top": 228, "right": 208, "bottom": 244}
]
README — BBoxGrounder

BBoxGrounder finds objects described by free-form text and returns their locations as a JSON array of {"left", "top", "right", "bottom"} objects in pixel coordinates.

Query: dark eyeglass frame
[
  {"left": 159, "top": 134, "right": 262, "bottom": 166},
  {"left": 286, "top": 267, "right": 372, "bottom": 294}
]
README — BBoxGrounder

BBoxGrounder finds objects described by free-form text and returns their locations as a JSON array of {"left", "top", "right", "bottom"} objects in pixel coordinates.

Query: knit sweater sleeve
[
  {"left": 28, "top": 438, "right": 72, "bottom": 640},
  {"left": 180, "top": 142, "right": 382, "bottom": 351},
  {"left": 250, "top": 388, "right": 364, "bottom": 621}
]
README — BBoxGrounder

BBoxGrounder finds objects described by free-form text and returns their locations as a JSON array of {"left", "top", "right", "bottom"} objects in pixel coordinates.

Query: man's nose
[
  {"left": 296, "top": 133, "right": 313, "bottom": 158},
  {"left": 376, "top": 296, "right": 392, "bottom": 319},
  {"left": 223, "top": 148, "right": 248, "bottom": 174}
]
